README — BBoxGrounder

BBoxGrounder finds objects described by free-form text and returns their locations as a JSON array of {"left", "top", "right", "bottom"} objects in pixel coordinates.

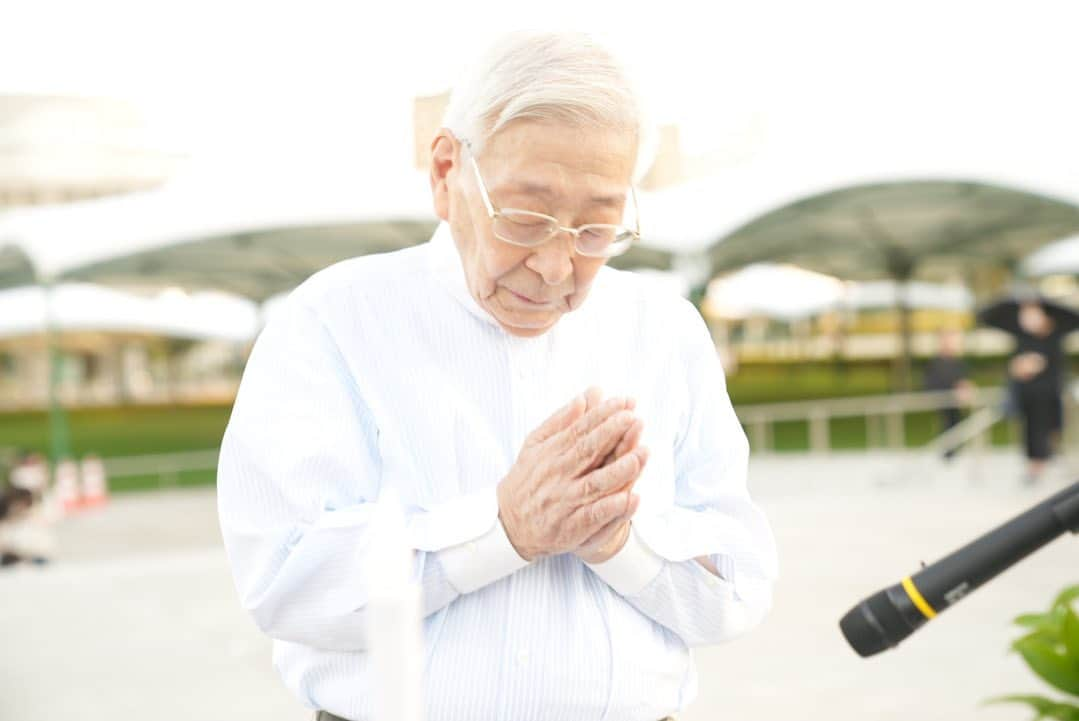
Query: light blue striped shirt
[{"left": 217, "top": 223, "right": 778, "bottom": 721}]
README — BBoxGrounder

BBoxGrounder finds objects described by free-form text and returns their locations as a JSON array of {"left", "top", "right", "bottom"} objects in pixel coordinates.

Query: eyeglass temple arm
[{"left": 463, "top": 142, "right": 497, "bottom": 219}]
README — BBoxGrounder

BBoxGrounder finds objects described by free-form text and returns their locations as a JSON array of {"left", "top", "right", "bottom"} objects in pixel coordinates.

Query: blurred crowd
[
  {"left": 0, "top": 451, "right": 54, "bottom": 566},
  {"left": 0, "top": 451, "right": 109, "bottom": 567}
]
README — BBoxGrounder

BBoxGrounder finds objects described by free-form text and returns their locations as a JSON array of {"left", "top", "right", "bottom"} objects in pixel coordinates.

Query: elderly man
[{"left": 218, "top": 31, "right": 777, "bottom": 721}]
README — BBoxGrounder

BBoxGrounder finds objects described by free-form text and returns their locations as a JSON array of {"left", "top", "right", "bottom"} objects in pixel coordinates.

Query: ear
[{"left": 430, "top": 129, "right": 461, "bottom": 222}]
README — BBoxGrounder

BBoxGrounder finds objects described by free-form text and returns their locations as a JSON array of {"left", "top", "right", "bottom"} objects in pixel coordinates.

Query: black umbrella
[{"left": 976, "top": 294, "right": 1079, "bottom": 336}]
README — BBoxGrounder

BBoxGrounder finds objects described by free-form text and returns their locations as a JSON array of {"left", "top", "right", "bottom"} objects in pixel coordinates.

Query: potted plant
[{"left": 989, "top": 585, "right": 1079, "bottom": 720}]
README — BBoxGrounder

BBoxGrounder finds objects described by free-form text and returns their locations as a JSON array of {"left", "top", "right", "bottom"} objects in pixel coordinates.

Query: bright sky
[{"left": 5, "top": 0, "right": 1076, "bottom": 183}]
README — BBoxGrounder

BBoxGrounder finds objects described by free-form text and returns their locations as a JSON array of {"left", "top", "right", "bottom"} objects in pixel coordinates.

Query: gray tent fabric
[
  {"left": 707, "top": 180, "right": 1079, "bottom": 280},
  {"left": 55, "top": 220, "right": 439, "bottom": 302},
  {"left": 0, "top": 171, "right": 440, "bottom": 300}
]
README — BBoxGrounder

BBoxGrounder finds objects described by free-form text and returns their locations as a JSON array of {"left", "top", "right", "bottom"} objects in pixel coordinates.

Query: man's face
[
  {"left": 939, "top": 329, "right": 962, "bottom": 356},
  {"left": 1019, "top": 302, "right": 1051, "bottom": 335},
  {"left": 441, "top": 121, "right": 636, "bottom": 337}
]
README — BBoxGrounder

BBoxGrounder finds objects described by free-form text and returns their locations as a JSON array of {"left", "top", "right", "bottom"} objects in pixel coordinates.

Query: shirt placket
[
  {"left": 505, "top": 336, "right": 546, "bottom": 451},
  {"left": 500, "top": 335, "right": 548, "bottom": 721}
]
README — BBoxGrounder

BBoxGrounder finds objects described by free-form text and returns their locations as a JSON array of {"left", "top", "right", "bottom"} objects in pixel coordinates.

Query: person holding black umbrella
[{"left": 979, "top": 293, "right": 1079, "bottom": 483}]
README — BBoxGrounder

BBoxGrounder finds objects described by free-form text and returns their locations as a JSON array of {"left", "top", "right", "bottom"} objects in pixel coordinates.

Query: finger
[
  {"left": 568, "top": 409, "right": 638, "bottom": 475},
  {"left": 554, "top": 395, "right": 633, "bottom": 452},
  {"left": 583, "top": 386, "right": 603, "bottom": 412},
  {"left": 529, "top": 392, "right": 588, "bottom": 444},
  {"left": 566, "top": 490, "right": 633, "bottom": 541},
  {"left": 577, "top": 516, "right": 624, "bottom": 551},
  {"left": 578, "top": 494, "right": 640, "bottom": 551},
  {"left": 574, "top": 446, "right": 648, "bottom": 503},
  {"left": 610, "top": 447, "right": 648, "bottom": 495},
  {"left": 601, "top": 418, "right": 643, "bottom": 468}
]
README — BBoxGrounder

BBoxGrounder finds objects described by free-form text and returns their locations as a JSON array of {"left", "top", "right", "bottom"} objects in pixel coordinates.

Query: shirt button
[
  {"left": 466, "top": 541, "right": 478, "bottom": 553},
  {"left": 517, "top": 649, "right": 530, "bottom": 666}
]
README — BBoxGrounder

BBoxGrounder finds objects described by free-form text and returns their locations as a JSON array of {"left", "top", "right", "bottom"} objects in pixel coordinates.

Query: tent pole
[
  {"left": 889, "top": 259, "right": 916, "bottom": 392},
  {"left": 895, "top": 286, "right": 913, "bottom": 392},
  {"left": 43, "top": 279, "right": 72, "bottom": 465}
]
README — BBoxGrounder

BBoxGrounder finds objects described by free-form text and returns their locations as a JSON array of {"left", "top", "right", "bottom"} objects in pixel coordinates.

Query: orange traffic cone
[{"left": 54, "top": 460, "right": 81, "bottom": 514}]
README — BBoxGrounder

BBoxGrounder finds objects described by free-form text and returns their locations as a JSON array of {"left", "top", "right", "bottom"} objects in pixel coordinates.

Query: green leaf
[
  {"left": 986, "top": 695, "right": 1079, "bottom": 721},
  {"left": 1016, "top": 629, "right": 1066, "bottom": 651},
  {"left": 1015, "top": 637, "right": 1079, "bottom": 696},
  {"left": 1055, "top": 586, "right": 1079, "bottom": 611},
  {"left": 1020, "top": 613, "right": 1055, "bottom": 627},
  {"left": 1063, "top": 608, "right": 1079, "bottom": 663},
  {"left": 1020, "top": 612, "right": 1065, "bottom": 634}
]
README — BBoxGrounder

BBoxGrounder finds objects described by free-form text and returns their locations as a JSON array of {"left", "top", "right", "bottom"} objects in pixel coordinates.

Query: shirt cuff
[
  {"left": 437, "top": 515, "right": 530, "bottom": 594},
  {"left": 586, "top": 526, "right": 665, "bottom": 597},
  {"left": 404, "top": 486, "right": 500, "bottom": 551}
]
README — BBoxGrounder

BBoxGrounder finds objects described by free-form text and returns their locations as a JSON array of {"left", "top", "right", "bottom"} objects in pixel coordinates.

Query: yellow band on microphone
[{"left": 902, "top": 576, "right": 937, "bottom": 619}]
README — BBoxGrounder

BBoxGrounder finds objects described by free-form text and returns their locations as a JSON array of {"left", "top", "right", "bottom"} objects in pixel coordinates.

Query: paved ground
[{"left": 1, "top": 449, "right": 1076, "bottom": 721}]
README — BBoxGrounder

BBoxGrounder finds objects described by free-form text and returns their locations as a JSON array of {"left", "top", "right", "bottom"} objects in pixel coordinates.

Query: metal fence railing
[
  {"left": 101, "top": 449, "right": 220, "bottom": 487},
  {"left": 735, "top": 387, "right": 1009, "bottom": 454},
  {"left": 81, "top": 383, "right": 1079, "bottom": 489}
]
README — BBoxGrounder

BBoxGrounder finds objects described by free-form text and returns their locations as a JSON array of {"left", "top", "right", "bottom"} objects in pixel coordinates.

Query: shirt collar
[{"left": 426, "top": 222, "right": 501, "bottom": 328}]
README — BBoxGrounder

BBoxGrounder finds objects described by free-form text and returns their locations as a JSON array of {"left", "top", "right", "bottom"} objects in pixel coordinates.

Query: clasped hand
[{"left": 497, "top": 388, "right": 647, "bottom": 565}]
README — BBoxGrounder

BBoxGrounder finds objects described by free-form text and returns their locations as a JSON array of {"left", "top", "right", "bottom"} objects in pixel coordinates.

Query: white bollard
[
  {"left": 80, "top": 455, "right": 109, "bottom": 508},
  {"left": 365, "top": 487, "right": 424, "bottom": 721}
]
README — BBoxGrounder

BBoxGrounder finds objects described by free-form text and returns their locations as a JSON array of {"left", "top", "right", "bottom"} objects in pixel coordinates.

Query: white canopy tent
[
  {"left": 0, "top": 165, "right": 439, "bottom": 300},
  {"left": 843, "top": 281, "right": 973, "bottom": 314},
  {"left": 706, "top": 265, "right": 972, "bottom": 321},
  {"left": 706, "top": 265, "right": 843, "bottom": 321},
  {"left": 0, "top": 284, "right": 258, "bottom": 343},
  {"left": 1022, "top": 234, "right": 1079, "bottom": 278}
]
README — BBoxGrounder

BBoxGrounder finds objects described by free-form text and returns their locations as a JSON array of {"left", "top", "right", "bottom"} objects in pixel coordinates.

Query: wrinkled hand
[
  {"left": 573, "top": 413, "right": 647, "bottom": 564},
  {"left": 497, "top": 388, "right": 648, "bottom": 562}
]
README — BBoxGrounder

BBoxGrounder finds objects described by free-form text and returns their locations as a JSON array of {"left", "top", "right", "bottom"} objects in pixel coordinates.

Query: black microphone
[{"left": 840, "top": 481, "right": 1079, "bottom": 657}]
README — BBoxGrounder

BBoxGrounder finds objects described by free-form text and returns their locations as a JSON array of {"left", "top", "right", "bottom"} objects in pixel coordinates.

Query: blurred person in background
[
  {"left": 922, "top": 328, "right": 974, "bottom": 460},
  {"left": 9, "top": 451, "right": 49, "bottom": 494},
  {"left": 0, "top": 487, "right": 36, "bottom": 566},
  {"left": 1007, "top": 301, "right": 1069, "bottom": 484},
  {"left": 218, "top": 31, "right": 777, "bottom": 721},
  {"left": 0, "top": 461, "right": 55, "bottom": 567}
]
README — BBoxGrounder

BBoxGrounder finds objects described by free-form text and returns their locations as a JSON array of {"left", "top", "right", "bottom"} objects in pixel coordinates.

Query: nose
[{"left": 524, "top": 234, "right": 575, "bottom": 286}]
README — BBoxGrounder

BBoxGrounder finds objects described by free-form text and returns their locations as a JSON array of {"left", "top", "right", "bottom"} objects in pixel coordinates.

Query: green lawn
[
  {"left": 724, "top": 357, "right": 1033, "bottom": 404},
  {"left": 0, "top": 405, "right": 231, "bottom": 493},
  {"left": 0, "top": 404, "right": 233, "bottom": 457},
  {"left": 0, "top": 360, "right": 1028, "bottom": 493}
]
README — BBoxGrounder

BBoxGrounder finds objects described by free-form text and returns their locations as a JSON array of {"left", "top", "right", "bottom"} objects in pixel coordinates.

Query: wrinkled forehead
[{"left": 478, "top": 121, "right": 637, "bottom": 195}]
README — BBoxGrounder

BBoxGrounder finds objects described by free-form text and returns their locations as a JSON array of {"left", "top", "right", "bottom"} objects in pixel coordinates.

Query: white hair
[{"left": 442, "top": 31, "right": 655, "bottom": 180}]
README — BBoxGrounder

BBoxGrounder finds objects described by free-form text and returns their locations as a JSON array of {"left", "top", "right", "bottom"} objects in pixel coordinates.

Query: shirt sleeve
[
  {"left": 217, "top": 295, "right": 526, "bottom": 653},
  {"left": 587, "top": 300, "right": 778, "bottom": 647}
]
